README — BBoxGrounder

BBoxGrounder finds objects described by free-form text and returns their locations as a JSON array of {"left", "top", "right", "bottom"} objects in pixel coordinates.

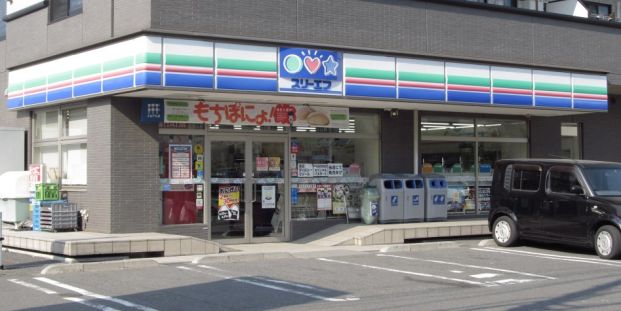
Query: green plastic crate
[{"left": 35, "top": 183, "right": 60, "bottom": 201}]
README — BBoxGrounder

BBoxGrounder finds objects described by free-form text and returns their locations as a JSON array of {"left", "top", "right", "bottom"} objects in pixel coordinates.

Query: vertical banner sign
[
  {"left": 317, "top": 184, "right": 332, "bottom": 211},
  {"left": 29, "top": 164, "right": 45, "bottom": 191},
  {"left": 256, "top": 157, "right": 269, "bottom": 172},
  {"left": 262, "top": 185, "right": 276, "bottom": 209},
  {"left": 218, "top": 185, "right": 240, "bottom": 220},
  {"left": 332, "top": 184, "right": 348, "bottom": 215},
  {"left": 169, "top": 145, "right": 193, "bottom": 179},
  {"left": 279, "top": 47, "right": 342, "bottom": 95}
]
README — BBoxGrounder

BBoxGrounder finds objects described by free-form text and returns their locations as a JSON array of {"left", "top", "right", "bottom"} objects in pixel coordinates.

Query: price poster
[
  {"left": 256, "top": 157, "right": 269, "bottom": 172},
  {"left": 218, "top": 185, "right": 241, "bottom": 220},
  {"left": 313, "top": 164, "right": 329, "bottom": 177},
  {"left": 262, "top": 185, "right": 276, "bottom": 209},
  {"left": 328, "top": 163, "right": 344, "bottom": 177},
  {"left": 268, "top": 157, "right": 281, "bottom": 171},
  {"left": 317, "top": 184, "right": 332, "bottom": 211},
  {"left": 169, "top": 144, "right": 192, "bottom": 179}
]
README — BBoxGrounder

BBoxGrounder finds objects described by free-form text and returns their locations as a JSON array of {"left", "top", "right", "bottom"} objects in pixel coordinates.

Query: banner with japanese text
[{"left": 164, "top": 100, "right": 349, "bottom": 128}]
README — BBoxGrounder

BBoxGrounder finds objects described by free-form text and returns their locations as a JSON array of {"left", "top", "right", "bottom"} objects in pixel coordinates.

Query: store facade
[
  {"left": 5, "top": 31, "right": 610, "bottom": 242},
  {"left": 5, "top": 0, "right": 621, "bottom": 243}
]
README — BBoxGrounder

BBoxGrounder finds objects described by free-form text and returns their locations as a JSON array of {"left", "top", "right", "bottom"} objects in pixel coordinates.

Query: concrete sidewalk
[{"left": 1, "top": 219, "right": 492, "bottom": 274}]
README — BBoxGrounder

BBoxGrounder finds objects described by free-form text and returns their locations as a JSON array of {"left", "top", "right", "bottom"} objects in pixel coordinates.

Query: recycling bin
[
  {"left": 369, "top": 174, "right": 404, "bottom": 224},
  {"left": 397, "top": 174, "right": 425, "bottom": 223},
  {"left": 422, "top": 174, "right": 448, "bottom": 221},
  {"left": 359, "top": 186, "right": 380, "bottom": 224},
  {"left": 0, "top": 171, "right": 31, "bottom": 223}
]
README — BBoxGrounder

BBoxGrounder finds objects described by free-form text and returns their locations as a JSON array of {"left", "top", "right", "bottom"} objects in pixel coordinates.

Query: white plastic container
[{"left": 0, "top": 171, "right": 31, "bottom": 223}]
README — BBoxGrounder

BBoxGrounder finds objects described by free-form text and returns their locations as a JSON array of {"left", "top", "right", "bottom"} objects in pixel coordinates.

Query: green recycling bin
[{"left": 360, "top": 186, "right": 380, "bottom": 224}]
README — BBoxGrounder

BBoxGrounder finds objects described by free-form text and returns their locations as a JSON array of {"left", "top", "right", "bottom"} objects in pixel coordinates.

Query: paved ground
[{"left": 3, "top": 240, "right": 621, "bottom": 310}]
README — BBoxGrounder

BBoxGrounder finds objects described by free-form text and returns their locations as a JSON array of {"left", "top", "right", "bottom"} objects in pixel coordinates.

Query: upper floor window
[
  {"left": 0, "top": 1, "right": 6, "bottom": 41},
  {"left": 49, "top": 0, "right": 82, "bottom": 23}
]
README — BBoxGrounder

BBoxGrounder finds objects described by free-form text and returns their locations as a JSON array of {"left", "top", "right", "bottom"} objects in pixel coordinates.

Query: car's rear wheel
[
  {"left": 595, "top": 225, "right": 621, "bottom": 259},
  {"left": 492, "top": 216, "right": 518, "bottom": 247}
]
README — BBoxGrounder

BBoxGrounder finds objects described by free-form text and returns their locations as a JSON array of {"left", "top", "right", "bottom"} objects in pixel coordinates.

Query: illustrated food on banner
[
  {"left": 256, "top": 157, "right": 269, "bottom": 172},
  {"left": 268, "top": 157, "right": 281, "bottom": 172},
  {"left": 218, "top": 185, "right": 241, "bottom": 220}
]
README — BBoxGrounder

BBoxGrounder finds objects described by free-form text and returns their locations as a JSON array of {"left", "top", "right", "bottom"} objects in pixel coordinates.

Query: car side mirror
[{"left": 570, "top": 185, "right": 584, "bottom": 195}]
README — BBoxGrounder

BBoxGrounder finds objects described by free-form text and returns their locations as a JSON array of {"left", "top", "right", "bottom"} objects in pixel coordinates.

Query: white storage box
[{"left": 0, "top": 171, "right": 31, "bottom": 223}]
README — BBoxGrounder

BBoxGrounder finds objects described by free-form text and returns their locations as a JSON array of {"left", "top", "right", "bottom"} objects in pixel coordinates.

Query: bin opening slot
[
  {"left": 414, "top": 180, "right": 424, "bottom": 188},
  {"left": 383, "top": 180, "right": 393, "bottom": 189},
  {"left": 393, "top": 180, "right": 403, "bottom": 189}
]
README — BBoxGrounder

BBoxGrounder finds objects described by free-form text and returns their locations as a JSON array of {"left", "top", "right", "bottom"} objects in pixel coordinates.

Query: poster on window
[
  {"left": 478, "top": 186, "right": 491, "bottom": 211},
  {"left": 313, "top": 164, "right": 329, "bottom": 177},
  {"left": 298, "top": 163, "right": 314, "bottom": 177},
  {"left": 332, "top": 184, "right": 349, "bottom": 214},
  {"left": 328, "top": 164, "right": 344, "bottom": 177},
  {"left": 217, "top": 185, "right": 241, "bottom": 220},
  {"left": 268, "top": 157, "right": 281, "bottom": 172},
  {"left": 256, "top": 157, "right": 269, "bottom": 172},
  {"left": 262, "top": 185, "right": 276, "bottom": 209},
  {"left": 317, "top": 184, "right": 332, "bottom": 211},
  {"left": 169, "top": 144, "right": 193, "bottom": 179}
]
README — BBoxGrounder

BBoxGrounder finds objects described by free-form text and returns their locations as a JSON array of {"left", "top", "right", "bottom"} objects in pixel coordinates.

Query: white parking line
[
  {"left": 35, "top": 277, "right": 159, "bottom": 311},
  {"left": 178, "top": 265, "right": 359, "bottom": 302},
  {"left": 471, "top": 273, "right": 499, "bottom": 279},
  {"left": 8, "top": 279, "right": 58, "bottom": 294},
  {"left": 316, "top": 257, "right": 492, "bottom": 287},
  {"left": 9, "top": 279, "right": 121, "bottom": 311},
  {"left": 377, "top": 254, "right": 556, "bottom": 280},
  {"left": 471, "top": 247, "right": 621, "bottom": 267}
]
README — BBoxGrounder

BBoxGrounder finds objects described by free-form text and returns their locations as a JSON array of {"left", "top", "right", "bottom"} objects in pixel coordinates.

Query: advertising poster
[
  {"left": 268, "top": 157, "right": 281, "bottom": 171},
  {"left": 332, "top": 184, "right": 348, "bottom": 215},
  {"left": 217, "top": 185, "right": 240, "bottom": 221},
  {"left": 317, "top": 184, "right": 332, "bottom": 211},
  {"left": 328, "top": 163, "right": 344, "bottom": 177},
  {"left": 291, "top": 186, "right": 299, "bottom": 205},
  {"left": 256, "top": 157, "right": 269, "bottom": 172},
  {"left": 169, "top": 144, "right": 193, "bottom": 179},
  {"left": 313, "top": 164, "right": 329, "bottom": 177},
  {"left": 262, "top": 185, "right": 276, "bottom": 209},
  {"left": 164, "top": 100, "right": 349, "bottom": 129}
]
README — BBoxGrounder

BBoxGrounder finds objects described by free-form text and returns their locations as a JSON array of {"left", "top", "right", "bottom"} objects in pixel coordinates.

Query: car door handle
[{"left": 590, "top": 205, "right": 604, "bottom": 214}]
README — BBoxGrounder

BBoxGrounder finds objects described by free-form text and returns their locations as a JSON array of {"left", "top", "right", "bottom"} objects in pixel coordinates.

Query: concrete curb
[
  {"left": 41, "top": 258, "right": 160, "bottom": 275},
  {"left": 379, "top": 241, "right": 461, "bottom": 253},
  {"left": 194, "top": 252, "right": 294, "bottom": 264}
]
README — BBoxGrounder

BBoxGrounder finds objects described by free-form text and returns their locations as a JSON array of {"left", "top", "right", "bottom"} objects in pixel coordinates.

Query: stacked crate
[{"left": 32, "top": 184, "right": 78, "bottom": 232}]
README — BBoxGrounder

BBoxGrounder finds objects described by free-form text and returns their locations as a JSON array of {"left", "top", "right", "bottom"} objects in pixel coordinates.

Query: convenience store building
[{"left": 1, "top": 0, "right": 620, "bottom": 243}]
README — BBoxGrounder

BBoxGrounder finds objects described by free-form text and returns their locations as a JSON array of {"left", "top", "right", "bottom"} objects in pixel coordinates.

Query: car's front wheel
[
  {"left": 492, "top": 216, "right": 518, "bottom": 247},
  {"left": 595, "top": 225, "right": 621, "bottom": 259}
]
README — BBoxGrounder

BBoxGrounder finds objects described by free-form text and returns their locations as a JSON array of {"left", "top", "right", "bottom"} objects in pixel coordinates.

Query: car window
[
  {"left": 511, "top": 165, "right": 541, "bottom": 191},
  {"left": 548, "top": 168, "right": 580, "bottom": 194},
  {"left": 583, "top": 166, "right": 621, "bottom": 196}
]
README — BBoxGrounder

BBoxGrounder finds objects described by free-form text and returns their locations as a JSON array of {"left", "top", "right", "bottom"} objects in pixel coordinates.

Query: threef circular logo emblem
[{"left": 283, "top": 54, "right": 303, "bottom": 74}]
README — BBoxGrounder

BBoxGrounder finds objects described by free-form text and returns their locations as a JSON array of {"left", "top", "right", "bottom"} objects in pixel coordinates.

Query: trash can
[
  {"left": 422, "top": 174, "right": 448, "bottom": 221},
  {"left": 359, "top": 186, "right": 380, "bottom": 224},
  {"left": 369, "top": 174, "right": 404, "bottom": 224},
  {"left": 397, "top": 174, "right": 425, "bottom": 223}
]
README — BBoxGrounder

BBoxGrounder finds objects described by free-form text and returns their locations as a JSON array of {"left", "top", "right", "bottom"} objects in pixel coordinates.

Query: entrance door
[{"left": 207, "top": 135, "right": 287, "bottom": 243}]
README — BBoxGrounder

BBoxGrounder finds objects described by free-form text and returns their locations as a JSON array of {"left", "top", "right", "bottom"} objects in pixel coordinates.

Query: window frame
[
  {"left": 546, "top": 165, "right": 586, "bottom": 196},
  {"left": 32, "top": 104, "right": 88, "bottom": 189},
  {"left": 48, "top": 0, "right": 83, "bottom": 23},
  {"left": 509, "top": 164, "right": 542, "bottom": 193}
]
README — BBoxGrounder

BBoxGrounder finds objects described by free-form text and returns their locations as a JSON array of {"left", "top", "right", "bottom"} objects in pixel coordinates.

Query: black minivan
[{"left": 489, "top": 159, "right": 621, "bottom": 259}]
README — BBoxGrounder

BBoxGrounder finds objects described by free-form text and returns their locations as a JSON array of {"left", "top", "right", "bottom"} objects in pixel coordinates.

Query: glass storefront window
[
  {"left": 61, "top": 143, "right": 87, "bottom": 185},
  {"left": 420, "top": 115, "right": 528, "bottom": 216},
  {"left": 33, "top": 145, "right": 60, "bottom": 183},
  {"left": 291, "top": 137, "right": 379, "bottom": 220},
  {"left": 159, "top": 135, "right": 205, "bottom": 225},
  {"left": 476, "top": 119, "right": 527, "bottom": 138},
  {"left": 63, "top": 107, "right": 87, "bottom": 137},
  {"left": 421, "top": 116, "right": 475, "bottom": 138},
  {"left": 34, "top": 110, "right": 59, "bottom": 140},
  {"left": 561, "top": 123, "right": 581, "bottom": 159}
]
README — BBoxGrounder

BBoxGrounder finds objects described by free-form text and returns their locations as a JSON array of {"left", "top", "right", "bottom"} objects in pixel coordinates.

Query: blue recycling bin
[
  {"left": 422, "top": 174, "right": 448, "bottom": 221},
  {"left": 369, "top": 174, "right": 404, "bottom": 224},
  {"left": 397, "top": 174, "right": 425, "bottom": 223}
]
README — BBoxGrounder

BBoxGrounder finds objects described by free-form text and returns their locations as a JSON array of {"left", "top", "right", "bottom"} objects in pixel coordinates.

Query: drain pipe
[{"left": 0, "top": 212, "right": 4, "bottom": 269}]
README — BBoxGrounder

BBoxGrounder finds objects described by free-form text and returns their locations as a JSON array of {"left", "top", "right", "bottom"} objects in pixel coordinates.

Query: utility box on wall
[{"left": 0, "top": 128, "right": 26, "bottom": 175}]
